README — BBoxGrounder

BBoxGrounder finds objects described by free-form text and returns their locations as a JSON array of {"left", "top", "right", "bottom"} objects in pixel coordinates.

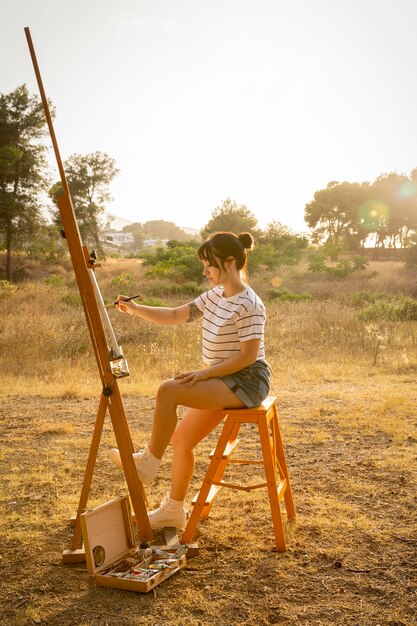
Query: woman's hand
[
  {"left": 174, "top": 369, "right": 210, "bottom": 387},
  {"left": 115, "top": 294, "right": 139, "bottom": 315}
]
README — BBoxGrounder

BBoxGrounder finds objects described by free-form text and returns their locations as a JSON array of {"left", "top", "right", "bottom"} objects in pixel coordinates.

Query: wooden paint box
[{"left": 80, "top": 496, "right": 186, "bottom": 593}]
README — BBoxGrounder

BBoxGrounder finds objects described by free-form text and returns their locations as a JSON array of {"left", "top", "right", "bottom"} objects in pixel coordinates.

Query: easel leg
[
  {"left": 108, "top": 385, "right": 153, "bottom": 543},
  {"left": 63, "top": 394, "right": 108, "bottom": 562}
]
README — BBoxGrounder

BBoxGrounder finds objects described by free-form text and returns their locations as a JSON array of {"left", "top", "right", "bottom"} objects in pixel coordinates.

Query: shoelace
[{"left": 149, "top": 497, "right": 170, "bottom": 515}]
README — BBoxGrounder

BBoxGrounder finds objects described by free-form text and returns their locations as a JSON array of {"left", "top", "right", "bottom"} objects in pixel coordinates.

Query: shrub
[
  {"left": 61, "top": 293, "right": 82, "bottom": 307},
  {"left": 358, "top": 296, "right": 417, "bottom": 321},
  {"left": 257, "top": 225, "right": 308, "bottom": 268},
  {"left": 110, "top": 272, "right": 134, "bottom": 293},
  {"left": 0, "top": 280, "right": 18, "bottom": 299},
  {"left": 44, "top": 274, "right": 65, "bottom": 288},
  {"left": 308, "top": 253, "right": 369, "bottom": 277},
  {"left": 308, "top": 253, "right": 327, "bottom": 273},
  {"left": 148, "top": 281, "right": 202, "bottom": 298},
  {"left": 347, "top": 291, "right": 379, "bottom": 308},
  {"left": 266, "top": 288, "right": 314, "bottom": 302},
  {"left": 143, "top": 240, "right": 203, "bottom": 283},
  {"left": 352, "top": 256, "right": 369, "bottom": 271},
  {"left": 325, "top": 260, "right": 353, "bottom": 278},
  {"left": 140, "top": 297, "right": 166, "bottom": 307},
  {"left": 247, "top": 243, "right": 278, "bottom": 272}
]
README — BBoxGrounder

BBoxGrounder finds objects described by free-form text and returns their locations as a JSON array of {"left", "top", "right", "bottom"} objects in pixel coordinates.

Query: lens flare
[
  {"left": 398, "top": 181, "right": 417, "bottom": 198},
  {"left": 271, "top": 276, "right": 282, "bottom": 288},
  {"left": 358, "top": 200, "right": 389, "bottom": 231}
]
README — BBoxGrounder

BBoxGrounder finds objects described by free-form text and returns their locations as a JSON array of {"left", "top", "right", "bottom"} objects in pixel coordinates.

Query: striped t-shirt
[{"left": 193, "top": 285, "right": 266, "bottom": 365}]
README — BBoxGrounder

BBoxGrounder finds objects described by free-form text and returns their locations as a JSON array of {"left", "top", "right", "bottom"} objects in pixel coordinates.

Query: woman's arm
[
  {"left": 175, "top": 338, "right": 261, "bottom": 386},
  {"left": 206, "top": 339, "right": 260, "bottom": 376},
  {"left": 116, "top": 296, "right": 202, "bottom": 326}
]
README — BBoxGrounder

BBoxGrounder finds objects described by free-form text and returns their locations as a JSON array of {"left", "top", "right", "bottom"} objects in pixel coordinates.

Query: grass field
[{"left": 0, "top": 254, "right": 416, "bottom": 625}]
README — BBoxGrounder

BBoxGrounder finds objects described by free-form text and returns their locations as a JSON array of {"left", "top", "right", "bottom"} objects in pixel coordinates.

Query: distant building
[
  {"left": 142, "top": 238, "right": 169, "bottom": 247},
  {"left": 180, "top": 226, "right": 200, "bottom": 237},
  {"left": 101, "top": 232, "right": 135, "bottom": 247},
  {"left": 102, "top": 213, "right": 133, "bottom": 232}
]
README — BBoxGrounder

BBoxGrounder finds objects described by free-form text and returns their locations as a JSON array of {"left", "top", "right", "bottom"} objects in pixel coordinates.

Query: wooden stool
[{"left": 181, "top": 396, "right": 295, "bottom": 552}]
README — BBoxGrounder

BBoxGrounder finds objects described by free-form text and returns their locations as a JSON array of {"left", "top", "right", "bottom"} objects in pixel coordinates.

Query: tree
[
  {"left": 0, "top": 85, "right": 51, "bottom": 280},
  {"left": 262, "top": 220, "right": 292, "bottom": 240},
  {"left": 23, "top": 222, "right": 67, "bottom": 261},
  {"left": 142, "top": 220, "right": 190, "bottom": 241},
  {"left": 367, "top": 172, "right": 414, "bottom": 257},
  {"left": 200, "top": 198, "right": 259, "bottom": 240},
  {"left": 50, "top": 151, "right": 119, "bottom": 253},
  {"left": 259, "top": 220, "right": 308, "bottom": 266},
  {"left": 407, "top": 169, "right": 417, "bottom": 234},
  {"left": 122, "top": 222, "right": 146, "bottom": 249},
  {"left": 121, "top": 220, "right": 193, "bottom": 252},
  {"left": 404, "top": 233, "right": 417, "bottom": 268},
  {"left": 305, "top": 171, "right": 417, "bottom": 259},
  {"left": 304, "top": 181, "right": 369, "bottom": 257}
]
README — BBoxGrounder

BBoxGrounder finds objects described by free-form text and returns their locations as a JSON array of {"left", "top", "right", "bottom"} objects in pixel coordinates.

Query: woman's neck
[{"left": 221, "top": 275, "right": 246, "bottom": 298}]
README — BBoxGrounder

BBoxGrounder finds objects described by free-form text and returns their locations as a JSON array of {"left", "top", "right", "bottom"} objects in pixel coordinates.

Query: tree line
[
  {"left": 305, "top": 176, "right": 417, "bottom": 258},
  {"left": 1, "top": 85, "right": 417, "bottom": 281}
]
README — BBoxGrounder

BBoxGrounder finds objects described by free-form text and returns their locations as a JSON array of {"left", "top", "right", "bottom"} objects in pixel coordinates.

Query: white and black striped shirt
[{"left": 193, "top": 285, "right": 266, "bottom": 365}]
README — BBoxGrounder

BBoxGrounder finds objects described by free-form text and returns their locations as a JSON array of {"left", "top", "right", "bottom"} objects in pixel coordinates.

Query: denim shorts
[{"left": 219, "top": 359, "right": 271, "bottom": 408}]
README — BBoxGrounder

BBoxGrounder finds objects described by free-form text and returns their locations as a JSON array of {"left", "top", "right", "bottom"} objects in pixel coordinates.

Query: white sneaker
[
  {"left": 148, "top": 495, "right": 187, "bottom": 530},
  {"left": 107, "top": 446, "right": 161, "bottom": 485}
]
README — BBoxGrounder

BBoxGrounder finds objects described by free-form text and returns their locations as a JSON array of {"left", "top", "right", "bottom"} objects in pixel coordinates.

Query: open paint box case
[{"left": 80, "top": 495, "right": 186, "bottom": 593}]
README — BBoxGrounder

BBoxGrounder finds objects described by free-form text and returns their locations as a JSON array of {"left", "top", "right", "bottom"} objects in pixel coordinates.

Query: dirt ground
[{"left": 1, "top": 384, "right": 416, "bottom": 626}]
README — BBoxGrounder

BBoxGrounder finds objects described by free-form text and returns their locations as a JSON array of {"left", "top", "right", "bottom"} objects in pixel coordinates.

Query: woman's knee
[
  {"left": 171, "top": 429, "right": 193, "bottom": 453},
  {"left": 156, "top": 378, "right": 179, "bottom": 405}
]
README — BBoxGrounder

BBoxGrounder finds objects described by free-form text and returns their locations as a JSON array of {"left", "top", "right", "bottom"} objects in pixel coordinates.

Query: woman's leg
[
  {"left": 169, "top": 408, "right": 225, "bottom": 501},
  {"left": 148, "top": 377, "right": 244, "bottom": 459},
  {"left": 108, "top": 377, "right": 243, "bottom": 488},
  {"left": 130, "top": 379, "right": 244, "bottom": 527}
]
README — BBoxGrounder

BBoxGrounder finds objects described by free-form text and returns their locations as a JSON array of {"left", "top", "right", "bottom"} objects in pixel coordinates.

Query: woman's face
[{"left": 201, "top": 258, "right": 223, "bottom": 286}]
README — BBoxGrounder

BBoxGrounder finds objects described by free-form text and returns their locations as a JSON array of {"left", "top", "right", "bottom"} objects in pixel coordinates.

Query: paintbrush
[{"left": 104, "top": 294, "right": 142, "bottom": 309}]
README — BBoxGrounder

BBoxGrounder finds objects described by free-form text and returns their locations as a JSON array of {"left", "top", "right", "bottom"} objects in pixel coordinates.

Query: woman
[{"left": 109, "top": 231, "right": 270, "bottom": 529}]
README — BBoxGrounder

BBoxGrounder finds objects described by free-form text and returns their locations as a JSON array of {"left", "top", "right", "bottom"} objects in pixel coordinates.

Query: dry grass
[
  {"left": 257, "top": 259, "right": 417, "bottom": 299},
  {"left": 1, "top": 255, "right": 417, "bottom": 624},
  {"left": 1, "top": 257, "right": 416, "bottom": 396},
  {"left": 1, "top": 376, "right": 416, "bottom": 625}
]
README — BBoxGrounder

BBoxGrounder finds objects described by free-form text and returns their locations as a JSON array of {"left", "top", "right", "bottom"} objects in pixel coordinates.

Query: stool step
[
  {"left": 191, "top": 483, "right": 222, "bottom": 507},
  {"left": 209, "top": 438, "right": 239, "bottom": 459}
]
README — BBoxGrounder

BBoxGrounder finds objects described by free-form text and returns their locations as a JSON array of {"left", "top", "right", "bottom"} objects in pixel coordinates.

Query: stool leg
[
  {"left": 258, "top": 415, "right": 287, "bottom": 552},
  {"left": 271, "top": 404, "right": 296, "bottom": 521},
  {"left": 181, "top": 417, "right": 236, "bottom": 545},
  {"left": 200, "top": 421, "right": 241, "bottom": 520}
]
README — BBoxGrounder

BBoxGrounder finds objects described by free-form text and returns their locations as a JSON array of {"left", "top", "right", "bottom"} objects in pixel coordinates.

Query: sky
[{"left": 2, "top": 0, "right": 417, "bottom": 233}]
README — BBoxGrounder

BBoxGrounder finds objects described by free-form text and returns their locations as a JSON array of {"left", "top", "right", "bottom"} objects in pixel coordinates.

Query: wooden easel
[{"left": 24, "top": 27, "right": 153, "bottom": 561}]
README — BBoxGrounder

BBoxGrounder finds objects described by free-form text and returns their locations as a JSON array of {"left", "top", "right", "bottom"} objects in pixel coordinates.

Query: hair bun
[{"left": 238, "top": 232, "right": 254, "bottom": 250}]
